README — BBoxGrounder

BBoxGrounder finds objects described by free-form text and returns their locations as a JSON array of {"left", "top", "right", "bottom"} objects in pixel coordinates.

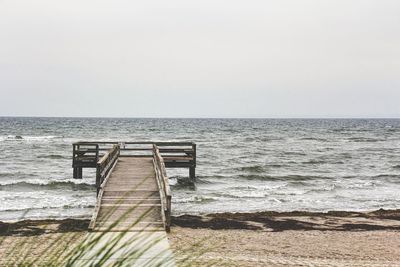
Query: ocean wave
[
  {"left": 302, "top": 160, "right": 327, "bottom": 165},
  {"left": 347, "top": 137, "right": 385, "bottom": 143},
  {"left": 171, "top": 175, "right": 214, "bottom": 185},
  {"left": 288, "top": 181, "right": 310, "bottom": 186},
  {"left": 237, "top": 165, "right": 265, "bottom": 173},
  {"left": 183, "top": 175, "right": 225, "bottom": 182},
  {"left": 0, "top": 172, "right": 15, "bottom": 178},
  {"left": 305, "top": 184, "right": 338, "bottom": 193},
  {"left": 212, "top": 190, "right": 272, "bottom": 199},
  {"left": 2, "top": 135, "right": 63, "bottom": 141},
  {"left": 266, "top": 164, "right": 285, "bottom": 168},
  {"left": 347, "top": 181, "right": 382, "bottom": 189},
  {"left": 331, "top": 128, "right": 347, "bottom": 132},
  {"left": 62, "top": 204, "right": 95, "bottom": 209},
  {"left": 338, "top": 153, "right": 352, "bottom": 159},
  {"left": 281, "top": 151, "right": 307, "bottom": 156},
  {"left": 371, "top": 174, "right": 400, "bottom": 183},
  {"left": 229, "top": 185, "right": 258, "bottom": 190},
  {"left": 174, "top": 196, "right": 217, "bottom": 204},
  {"left": 299, "top": 137, "right": 328, "bottom": 142},
  {"left": 37, "top": 154, "right": 69, "bottom": 159},
  {"left": 340, "top": 175, "right": 400, "bottom": 184},
  {"left": 304, "top": 159, "right": 345, "bottom": 164},
  {"left": 237, "top": 174, "right": 331, "bottom": 181},
  {"left": 372, "top": 174, "right": 400, "bottom": 178},
  {"left": 0, "top": 180, "right": 95, "bottom": 191},
  {"left": 0, "top": 204, "right": 95, "bottom": 212},
  {"left": 259, "top": 136, "right": 285, "bottom": 142},
  {"left": 0, "top": 172, "right": 38, "bottom": 178}
]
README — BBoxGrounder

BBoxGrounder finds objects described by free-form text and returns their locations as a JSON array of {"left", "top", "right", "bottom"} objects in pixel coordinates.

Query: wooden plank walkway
[
  {"left": 91, "top": 157, "right": 165, "bottom": 232},
  {"left": 74, "top": 231, "right": 175, "bottom": 266},
  {"left": 77, "top": 157, "right": 175, "bottom": 266}
]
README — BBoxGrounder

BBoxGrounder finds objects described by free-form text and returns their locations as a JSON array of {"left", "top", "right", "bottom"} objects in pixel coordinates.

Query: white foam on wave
[
  {"left": 0, "top": 178, "right": 94, "bottom": 186},
  {"left": 24, "top": 135, "right": 62, "bottom": 140},
  {"left": 0, "top": 135, "right": 63, "bottom": 142},
  {"left": 0, "top": 188, "right": 95, "bottom": 214}
]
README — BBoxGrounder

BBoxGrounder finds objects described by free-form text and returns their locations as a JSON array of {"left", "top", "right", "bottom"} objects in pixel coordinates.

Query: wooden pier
[
  {"left": 72, "top": 141, "right": 196, "bottom": 232},
  {"left": 70, "top": 141, "right": 195, "bottom": 265}
]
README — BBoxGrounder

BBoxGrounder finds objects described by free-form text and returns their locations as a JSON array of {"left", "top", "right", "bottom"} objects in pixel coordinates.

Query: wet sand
[{"left": 1, "top": 210, "right": 400, "bottom": 266}]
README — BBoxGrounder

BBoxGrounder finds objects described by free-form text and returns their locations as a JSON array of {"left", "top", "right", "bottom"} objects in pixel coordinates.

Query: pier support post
[
  {"left": 189, "top": 166, "right": 196, "bottom": 183},
  {"left": 73, "top": 167, "right": 83, "bottom": 179},
  {"left": 189, "top": 143, "right": 197, "bottom": 183}
]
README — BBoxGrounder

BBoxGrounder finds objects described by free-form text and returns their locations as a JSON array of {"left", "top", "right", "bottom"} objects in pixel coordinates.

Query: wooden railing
[
  {"left": 73, "top": 141, "right": 195, "bottom": 157},
  {"left": 96, "top": 145, "right": 120, "bottom": 195},
  {"left": 73, "top": 141, "right": 196, "bottom": 181},
  {"left": 72, "top": 143, "right": 99, "bottom": 178},
  {"left": 153, "top": 144, "right": 172, "bottom": 232}
]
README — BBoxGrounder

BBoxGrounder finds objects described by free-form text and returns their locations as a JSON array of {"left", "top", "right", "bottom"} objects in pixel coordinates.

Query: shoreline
[{"left": 1, "top": 208, "right": 400, "bottom": 235}]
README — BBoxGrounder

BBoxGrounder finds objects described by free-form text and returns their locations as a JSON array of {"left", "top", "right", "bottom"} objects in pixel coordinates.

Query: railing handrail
[
  {"left": 155, "top": 147, "right": 172, "bottom": 197},
  {"left": 73, "top": 141, "right": 196, "bottom": 164},
  {"left": 72, "top": 143, "right": 99, "bottom": 161},
  {"left": 96, "top": 145, "right": 120, "bottom": 194},
  {"left": 153, "top": 144, "right": 172, "bottom": 232},
  {"left": 74, "top": 141, "right": 194, "bottom": 146}
]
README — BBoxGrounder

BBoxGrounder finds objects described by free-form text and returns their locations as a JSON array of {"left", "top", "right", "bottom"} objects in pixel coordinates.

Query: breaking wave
[
  {"left": 237, "top": 174, "right": 333, "bottom": 181},
  {"left": 1, "top": 135, "right": 63, "bottom": 141},
  {"left": 0, "top": 180, "right": 95, "bottom": 191}
]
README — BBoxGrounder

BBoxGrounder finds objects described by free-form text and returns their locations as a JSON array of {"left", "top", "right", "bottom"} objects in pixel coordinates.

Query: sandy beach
[{"left": 1, "top": 209, "right": 400, "bottom": 266}]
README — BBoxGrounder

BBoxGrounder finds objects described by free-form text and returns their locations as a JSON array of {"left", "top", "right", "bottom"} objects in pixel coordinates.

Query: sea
[{"left": 1, "top": 117, "right": 400, "bottom": 221}]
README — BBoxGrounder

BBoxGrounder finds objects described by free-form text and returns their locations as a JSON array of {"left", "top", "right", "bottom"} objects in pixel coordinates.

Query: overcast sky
[{"left": 0, "top": 0, "right": 399, "bottom": 118}]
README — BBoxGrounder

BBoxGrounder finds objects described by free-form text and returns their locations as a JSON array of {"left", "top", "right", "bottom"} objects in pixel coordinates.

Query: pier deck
[{"left": 91, "top": 157, "right": 164, "bottom": 232}]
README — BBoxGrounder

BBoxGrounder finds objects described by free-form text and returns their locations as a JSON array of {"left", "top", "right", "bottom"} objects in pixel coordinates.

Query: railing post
[
  {"left": 189, "top": 167, "right": 196, "bottom": 183},
  {"left": 95, "top": 144, "right": 99, "bottom": 162},
  {"left": 193, "top": 143, "right": 197, "bottom": 167},
  {"left": 72, "top": 144, "right": 78, "bottom": 179},
  {"left": 78, "top": 167, "right": 83, "bottom": 179},
  {"left": 166, "top": 195, "right": 172, "bottom": 232},
  {"left": 72, "top": 144, "right": 83, "bottom": 179},
  {"left": 189, "top": 143, "right": 196, "bottom": 183},
  {"left": 73, "top": 167, "right": 78, "bottom": 179},
  {"left": 96, "top": 166, "right": 101, "bottom": 196}
]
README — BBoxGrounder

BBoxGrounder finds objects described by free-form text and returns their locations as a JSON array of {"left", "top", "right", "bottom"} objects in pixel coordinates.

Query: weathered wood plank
[{"left": 92, "top": 157, "right": 164, "bottom": 232}]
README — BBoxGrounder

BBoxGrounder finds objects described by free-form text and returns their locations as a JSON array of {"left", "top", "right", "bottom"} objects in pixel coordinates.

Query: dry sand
[
  {"left": 169, "top": 210, "right": 400, "bottom": 267},
  {"left": 170, "top": 227, "right": 400, "bottom": 267},
  {"left": 0, "top": 210, "right": 399, "bottom": 266}
]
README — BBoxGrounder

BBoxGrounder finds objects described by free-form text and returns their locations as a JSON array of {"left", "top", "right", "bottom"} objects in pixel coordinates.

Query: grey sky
[{"left": 0, "top": 0, "right": 399, "bottom": 118}]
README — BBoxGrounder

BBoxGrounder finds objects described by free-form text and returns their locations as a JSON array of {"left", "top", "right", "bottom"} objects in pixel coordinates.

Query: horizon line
[{"left": 1, "top": 115, "right": 400, "bottom": 120}]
